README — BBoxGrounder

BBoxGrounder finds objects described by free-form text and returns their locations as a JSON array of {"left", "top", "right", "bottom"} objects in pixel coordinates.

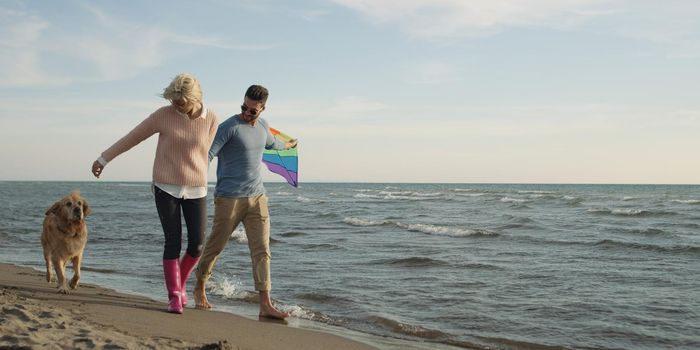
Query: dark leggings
[{"left": 154, "top": 186, "right": 207, "bottom": 260}]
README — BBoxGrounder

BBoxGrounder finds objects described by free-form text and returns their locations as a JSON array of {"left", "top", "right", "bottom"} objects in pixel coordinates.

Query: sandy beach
[{"left": 0, "top": 263, "right": 377, "bottom": 350}]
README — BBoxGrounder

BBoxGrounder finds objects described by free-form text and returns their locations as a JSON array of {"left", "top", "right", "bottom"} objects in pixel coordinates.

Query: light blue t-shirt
[{"left": 209, "top": 115, "right": 286, "bottom": 198}]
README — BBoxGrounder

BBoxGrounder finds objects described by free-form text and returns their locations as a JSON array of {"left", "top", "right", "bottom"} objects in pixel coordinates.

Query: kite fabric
[{"left": 263, "top": 127, "right": 298, "bottom": 187}]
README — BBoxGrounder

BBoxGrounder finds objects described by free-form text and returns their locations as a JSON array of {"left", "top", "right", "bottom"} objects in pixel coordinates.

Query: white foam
[
  {"left": 457, "top": 193, "right": 487, "bottom": 197},
  {"left": 230, "top": 226, "right": 248, "bottom": 243},
  {"left": 344, "top": 217, "right": 496, "bottom": 237},
  {"left": 343, "top": 217, "right": 387, "bottom": 226},
  {"left": 412, "top": 192, "right": 443, "bottom": 197},
  {"left": 612, "top": 208, "right": 644, "bottom": 216},
  {"left": 379, "top": 190, "right": 413, "bottom": 196},
  {"left": 207, "top": 276, "right": 249, "bottom": 300},
  {"left": 517, "top": 190, "right": 556, "bottom": 194},
  {"left": 501, "top": 197, "right": 528, "bottom": 203},
  {"left": 353, "top": 193, "right": 435, "bottom": 201},
  {"left": 587, "top": 208, "right": 645, "bottom": 216},
  {"left": 296, "top": 196, "right": 312, "bottom": 203},
  {"left": 354, "top": 193, "right": 382, "bottom": 199},
  {"left": 398, "top": 223, "right": 495, "bottom": 237},
  {"left": 283, "top": 304, "right": 314, "bottom": 319},
  {"left": 671, "top": 199, "right": 700, "bottom": 204}
]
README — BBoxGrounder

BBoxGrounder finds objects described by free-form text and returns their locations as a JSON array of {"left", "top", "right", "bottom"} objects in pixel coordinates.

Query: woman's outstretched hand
[{"left": 91, "top": 160, "right": 104, "bottom": 178}]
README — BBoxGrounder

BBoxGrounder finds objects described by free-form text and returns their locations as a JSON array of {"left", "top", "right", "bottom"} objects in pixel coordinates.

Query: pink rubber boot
[{"left": 163, "top": 259, "right": 183, "bottom": 314}]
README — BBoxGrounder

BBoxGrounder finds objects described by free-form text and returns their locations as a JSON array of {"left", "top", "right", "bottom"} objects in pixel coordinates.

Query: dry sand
[{"left": 0, "top": 263, "right": 377, "bottom": 350}]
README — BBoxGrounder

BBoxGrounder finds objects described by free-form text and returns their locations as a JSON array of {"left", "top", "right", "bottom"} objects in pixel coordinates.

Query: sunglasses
[{"left": 241, "top": 104, "right": 262, "bottom": 116}]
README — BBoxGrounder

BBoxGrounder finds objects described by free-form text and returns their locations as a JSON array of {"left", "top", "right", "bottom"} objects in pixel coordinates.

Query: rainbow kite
[{"left": 263, "top": 127, "right": 298, "bottom": 187}]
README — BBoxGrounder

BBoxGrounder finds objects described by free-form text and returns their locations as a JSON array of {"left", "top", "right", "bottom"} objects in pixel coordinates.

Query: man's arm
[
  {"left": 264, "top": 121, "right": 297, "bottom": 150},
  {"left": 208, "top": 122, "right": 231, "bottom": 162}
]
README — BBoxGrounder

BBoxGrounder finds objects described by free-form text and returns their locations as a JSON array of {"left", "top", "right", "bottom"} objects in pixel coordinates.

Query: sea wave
[
  {"left": 280, "top": 231, "right": 306, "bottom": 237},
  {"left": 500, "top": 197, "right": 529, "bottom": 204},
  {"left": 281, "top": 304, "right": 339, "bottom": 325},
  {"left": 296, "top": 196, "right": 312, "bottom": 203},
  {"left": 343, "top": 217, "right": 389, "bottom": 226},
  {"left": 455, "top": 192, "right": 488, "bottom": 197},
  {"left": 517, "top": 190, "right": 557, "bottom": 194},
  {"left": 594, "top": 239, "right": 700, "bottom": 254},
  {"left": 562, "top": 195, "right": 581, "bottom": 204},
  {"left": 368, "top": 315, "right": 449, "bottom": 340},
  {"left": 622, "top": 228, "right": 668, "bottom": 235},
  {"left": 229, "top": 227, "right": 247, "bottom": 243},
  {"left": 207, "top": 276, "right": 257, "bottom": 303},
  {"left": 81, "top": 266, "right": 118, "bottom": 274},
  {"left": 343, "top": 217, "right": 499, "bottom": 237},
  {"left": 459, "top": 262, "right": 505, "bottom": 270},
  {"left": 496, "top": 219, "right": 540, "bottom": 230},
  {"left": 671, "top": 199, "right": 700, "bottom": 205},
  {"left": 501, "top": 196, "right": 530, "bottom": 205},
  {"left": 295, "top": 292, "right": 354, "bottom": 306},
  {"left": 369, "top": 257, "right": 450, "bottom": 268},
  {"left": 402, "top": 223, "right": 498, "bottom": 237},
  {"left": 272, "top": 191, "right": 293, "bottom": 196},
  {"left": 587, "top": 207, "right": 676, "bottom": 217},
  {"left": 353, "top": 192, "right": 443, "bottom": 201},
  {"left": 301, "top": 243, "right": 343, "bottom": 251}
]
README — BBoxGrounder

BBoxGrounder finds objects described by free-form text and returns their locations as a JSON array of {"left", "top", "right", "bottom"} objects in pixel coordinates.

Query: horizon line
[{"left": 0, "top": 180, "right": 698, "bottom": 186}]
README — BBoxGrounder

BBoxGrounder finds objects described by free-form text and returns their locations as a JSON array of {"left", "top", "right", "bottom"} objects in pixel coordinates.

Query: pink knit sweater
[{"left": 101, "top": 105, "right": 219, "bottom": 186}]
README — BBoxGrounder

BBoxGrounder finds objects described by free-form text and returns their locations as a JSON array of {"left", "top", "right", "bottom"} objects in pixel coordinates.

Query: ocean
[{"left": 1, "top": 181, "right": 698, "bottom": 350}]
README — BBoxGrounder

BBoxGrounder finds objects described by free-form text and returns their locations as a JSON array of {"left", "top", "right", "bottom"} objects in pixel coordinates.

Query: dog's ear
[
  {"left": 82, "top": 198, "right": 91, "bottom": 217},
  {"left": 46, "top": 201, "right": 62, "bottom": 216}
]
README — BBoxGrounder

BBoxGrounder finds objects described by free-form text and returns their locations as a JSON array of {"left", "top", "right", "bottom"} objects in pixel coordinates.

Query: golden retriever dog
[{"left": 41, "top": 191, "right": 91, "bottom": 294}]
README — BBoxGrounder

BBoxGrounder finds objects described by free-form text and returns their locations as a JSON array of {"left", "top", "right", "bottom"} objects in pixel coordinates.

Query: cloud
[
  {"left": 0, "top": 2, "right": 277, "bottom": 88},
  {"left": 0, "top": 7, "right": 64, "bottom": 86},
  {"left": 172, "top": 35, "right": 280, "bottom": 51},
  {"left": 597, "top": 2, "right": 700, "bottom": 59},
  {"left": 331, "top": 0, "right": 700, "bottom": 60},
  {"left": 331, "top": 0, "right": 607, "bottom": 39}
]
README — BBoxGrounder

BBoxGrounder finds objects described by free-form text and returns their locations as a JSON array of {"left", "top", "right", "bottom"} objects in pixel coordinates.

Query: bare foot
[
  {"left": 194, "top": 282, "right": 212, "bottom": 310},
  {"left": 259, "top": 304, "right": 289, "bottom": 320}
]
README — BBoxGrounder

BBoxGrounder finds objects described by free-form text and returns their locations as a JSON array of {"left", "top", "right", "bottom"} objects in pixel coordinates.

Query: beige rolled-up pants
[{"left": 196, "top": 194, "right": 271, "bottom": 291}]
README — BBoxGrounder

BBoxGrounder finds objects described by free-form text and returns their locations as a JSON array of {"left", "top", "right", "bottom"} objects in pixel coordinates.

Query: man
[{"left": 194, "top": 85, "right": 296, "bottom": 319}]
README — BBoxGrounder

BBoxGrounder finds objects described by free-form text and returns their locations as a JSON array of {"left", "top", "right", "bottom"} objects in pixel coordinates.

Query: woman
[{"left": 91, "top": 74, "right": 219, "bottom": 314}]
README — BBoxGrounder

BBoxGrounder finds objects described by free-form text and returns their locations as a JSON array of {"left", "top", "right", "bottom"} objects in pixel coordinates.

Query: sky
[{"left": 0, "top": 0, "right": 698, "bottom": 184}]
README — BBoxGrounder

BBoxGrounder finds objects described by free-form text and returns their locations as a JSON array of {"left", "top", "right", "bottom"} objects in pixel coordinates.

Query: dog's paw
[
  {"left": 69, "top": 277, "right": 79, "bottom": 290},
  {"left": 57, "top": 285, "right": 70, "bottom": 294}
]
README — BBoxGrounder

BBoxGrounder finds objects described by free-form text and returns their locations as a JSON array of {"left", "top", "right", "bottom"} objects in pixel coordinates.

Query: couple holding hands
[{"left": 91, "top": 74, "right": 296, "bottom": 319}]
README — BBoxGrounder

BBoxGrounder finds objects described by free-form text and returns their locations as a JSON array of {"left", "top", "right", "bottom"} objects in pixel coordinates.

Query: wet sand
[{"left": 0, "top": 263, "right": 377, "bottom": 350}]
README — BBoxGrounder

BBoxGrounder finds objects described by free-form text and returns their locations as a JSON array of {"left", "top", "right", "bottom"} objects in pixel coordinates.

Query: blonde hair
[{"left": 162, "top": 73, "right": 202, "bottom": 103}]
